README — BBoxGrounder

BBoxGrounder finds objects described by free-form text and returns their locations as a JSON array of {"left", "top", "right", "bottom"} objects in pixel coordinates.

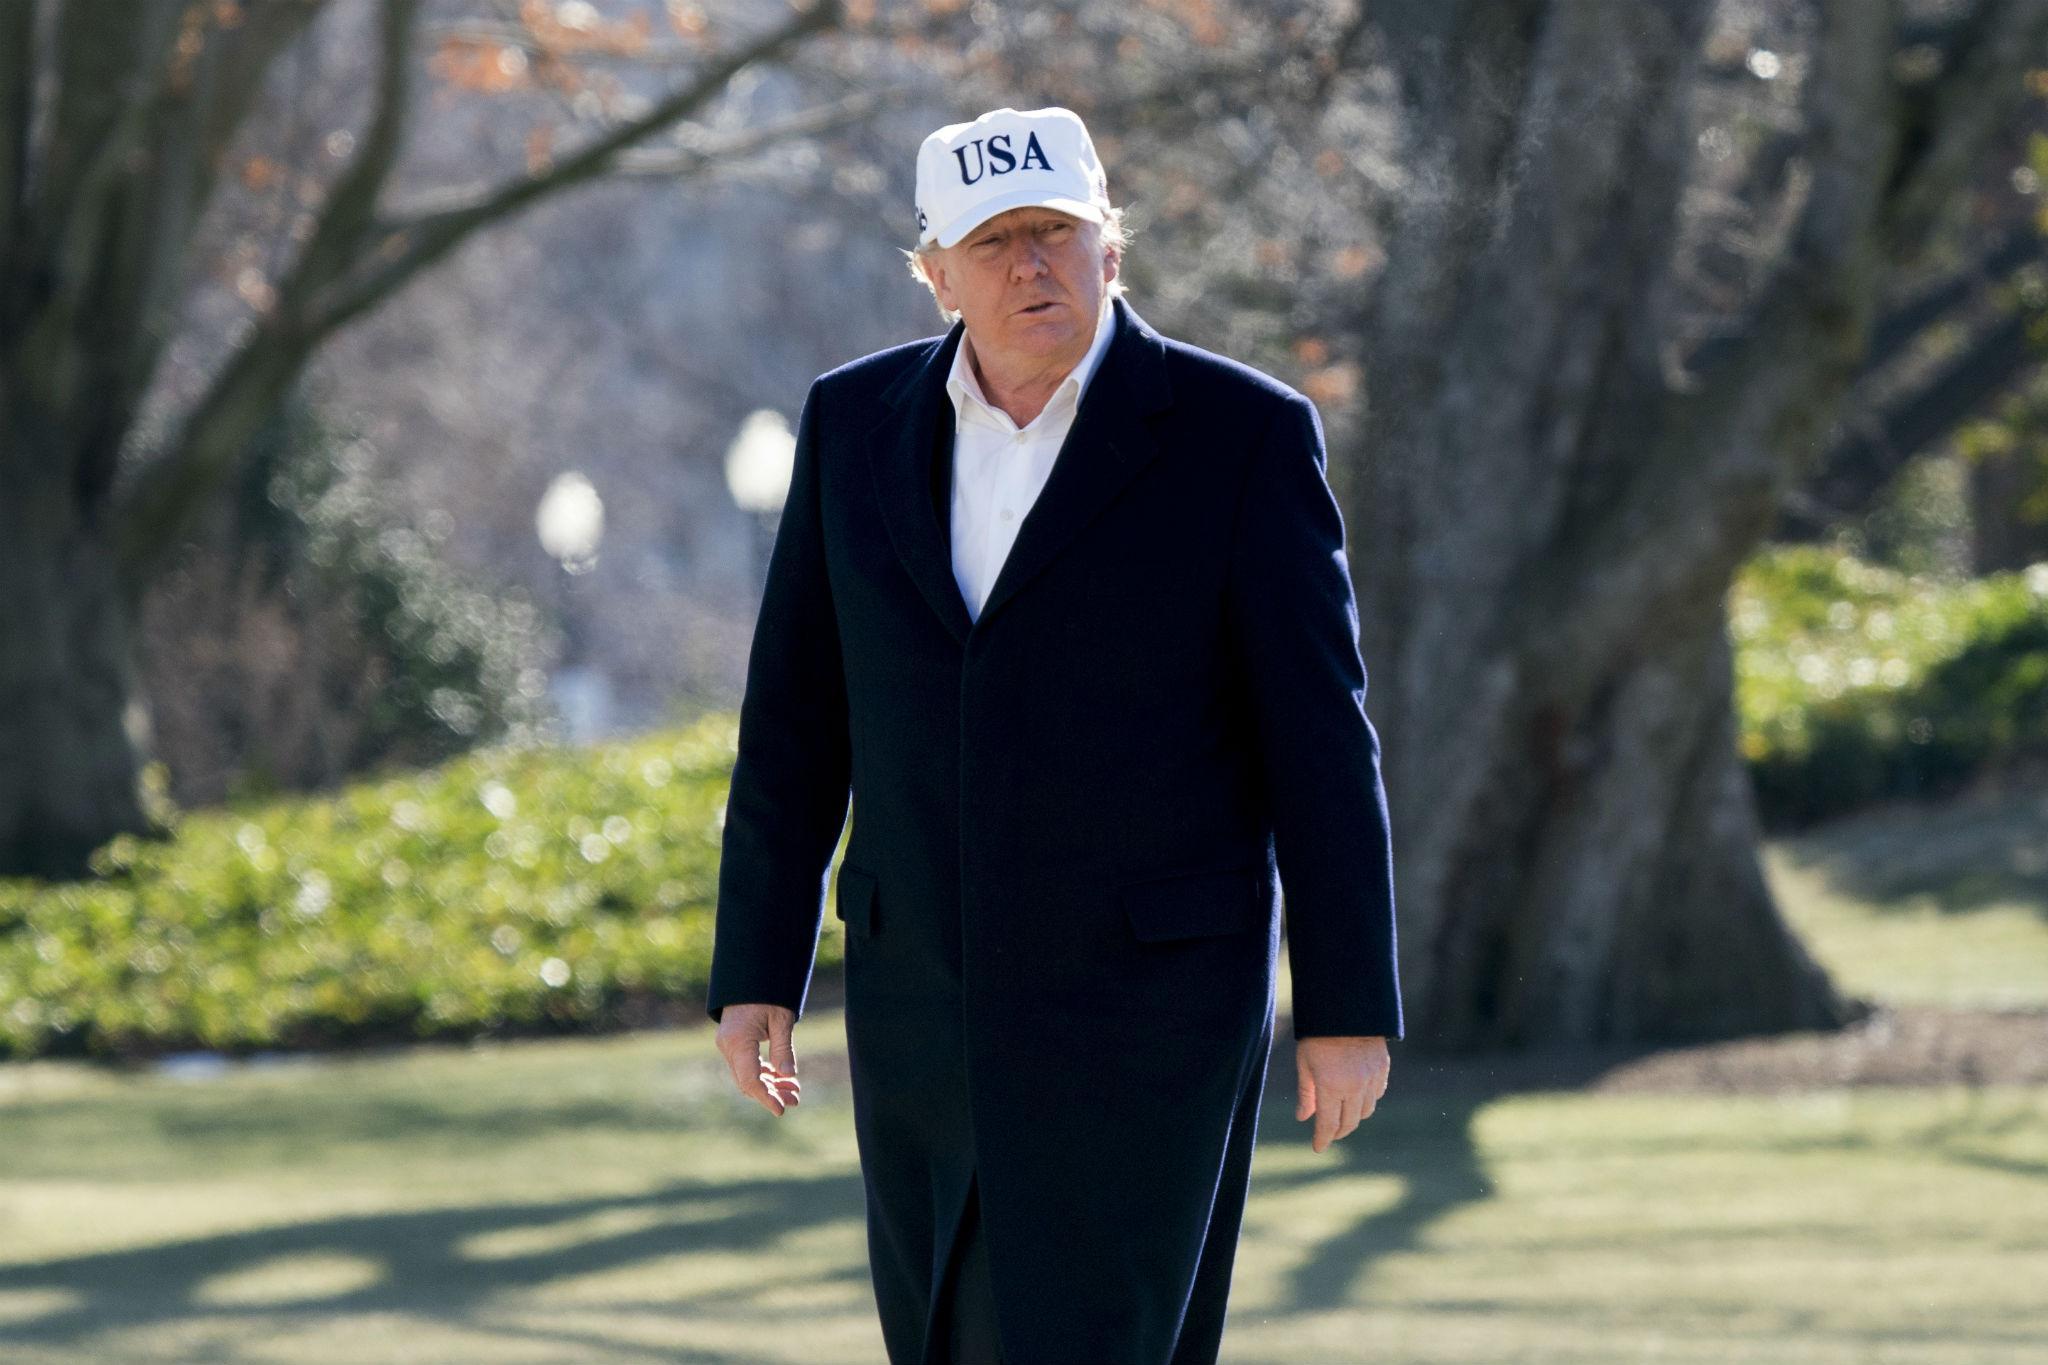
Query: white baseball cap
[{"left": 914, "top": 106, "right": 1111, "bottom": 249}]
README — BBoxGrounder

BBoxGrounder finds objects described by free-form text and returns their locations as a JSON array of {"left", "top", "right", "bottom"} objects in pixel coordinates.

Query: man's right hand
[{"left": 714, "top": 1002, "right": 802, "bottom": 1117}]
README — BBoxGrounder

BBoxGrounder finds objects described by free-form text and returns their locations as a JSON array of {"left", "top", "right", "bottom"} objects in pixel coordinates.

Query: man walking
[{"left": 708, "top": 106, "right": 1401, "bottom": 1365}]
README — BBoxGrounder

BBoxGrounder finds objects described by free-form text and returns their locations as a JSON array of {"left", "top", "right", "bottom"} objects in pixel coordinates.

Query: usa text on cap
[{"left": 914, "top": 106, "right": 1112, "bottom": 249}]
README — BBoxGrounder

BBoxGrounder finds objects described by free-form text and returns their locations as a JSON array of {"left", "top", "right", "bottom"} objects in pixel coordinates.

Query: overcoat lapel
[
  {"left": 869, "top": 326, "right": 974, "bottom": 645},
  {"left": 867, "top": 297, "right": 1174, "bottom": 643}
]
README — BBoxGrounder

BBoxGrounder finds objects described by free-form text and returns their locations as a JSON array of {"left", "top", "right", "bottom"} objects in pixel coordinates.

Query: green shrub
[
  {"left": 1734, "top": 545, "right": 2048, "bottom": 828},
  {"left": 0, "top": 715, "right": 842, "bottom": 1062}
]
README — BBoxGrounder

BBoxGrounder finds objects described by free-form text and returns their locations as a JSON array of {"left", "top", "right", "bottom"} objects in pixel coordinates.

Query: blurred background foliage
[{"left": 138, "top": 393, "right": 560, "bottom": 810}]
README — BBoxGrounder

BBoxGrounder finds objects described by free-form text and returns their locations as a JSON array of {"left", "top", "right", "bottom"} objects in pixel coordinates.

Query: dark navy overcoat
[{"left": 707, "top": 297, "right": 1403, "bottom": 1364}]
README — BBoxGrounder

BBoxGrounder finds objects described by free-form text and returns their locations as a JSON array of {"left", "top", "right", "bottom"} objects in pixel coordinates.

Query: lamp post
[
  {"left": 724, "top": 408, "right": 796, "bottom": 585},
  {"left": 536, "top": 471, "right": 609, "bottom": 740},
  {"left": 537, "top": 470, "right": 605, "bottom": 574}
]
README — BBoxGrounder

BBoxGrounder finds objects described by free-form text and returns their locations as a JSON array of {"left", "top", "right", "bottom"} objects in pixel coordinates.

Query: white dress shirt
[{"left": 946, "top": 300, "right": 1117, "bottom": 622}]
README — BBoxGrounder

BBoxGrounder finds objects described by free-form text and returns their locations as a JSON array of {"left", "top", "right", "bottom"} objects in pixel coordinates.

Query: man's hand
[
  {"left": 715, "top": 1002, "right": 802, "bottom": 1117},
  {"left": 1295, "top": 1035, "right": 1390, "bottom": 1153}
]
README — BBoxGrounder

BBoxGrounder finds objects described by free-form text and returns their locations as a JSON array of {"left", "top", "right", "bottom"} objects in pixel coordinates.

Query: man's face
[{"left": 922, "top": 207, "right": 1118, "bottom": 368}]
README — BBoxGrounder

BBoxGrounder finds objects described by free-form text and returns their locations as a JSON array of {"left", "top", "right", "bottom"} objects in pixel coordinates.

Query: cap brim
[{"left": 928, "top": 189, "right": 1107, "bottom": 249}]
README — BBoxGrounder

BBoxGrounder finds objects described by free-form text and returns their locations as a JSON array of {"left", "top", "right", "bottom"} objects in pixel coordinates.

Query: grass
[
  {"left": 1766, "top": 777, "right": 2048, "bottom": 1008},
  {"left": 2, "top": 782, "right": 2046, "bottom": 1362},
  {"left": 1, "top": 1020, "right": 2042, "bottom": 1363}
]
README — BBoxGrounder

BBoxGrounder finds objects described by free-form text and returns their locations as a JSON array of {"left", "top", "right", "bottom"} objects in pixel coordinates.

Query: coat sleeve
[
  {"left": 1223, "top": 391, "right": 1403, "bottom": 1041},
  {"left": 705, "top": 379, "right": 853, "bottom": 1024}
]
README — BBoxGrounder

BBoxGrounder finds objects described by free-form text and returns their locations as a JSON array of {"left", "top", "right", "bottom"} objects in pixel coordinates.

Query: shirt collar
[{"left": 946, "top": 297, "right": 1117, "bottom": 433}]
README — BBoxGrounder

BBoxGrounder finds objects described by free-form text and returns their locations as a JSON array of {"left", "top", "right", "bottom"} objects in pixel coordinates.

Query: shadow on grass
[
  {"left": 1246, "top": 1029, "right": 1914, "bottom": 1317},
  {"left": 1244, "top": 1035, "right": 1664, "bottom": 1316},
  {"left": 1771, "top": 782, "right": 2048, "bottom": 919},
  {"left": 0, "top": 1040, "right": 1590, "bottom": 1347},
  {"left": 1251, "top": 1081, "right": 1493, "bottom": 1314},
  {"left": 0, "top": 1169, "right": 866, "bottom": 1362}
]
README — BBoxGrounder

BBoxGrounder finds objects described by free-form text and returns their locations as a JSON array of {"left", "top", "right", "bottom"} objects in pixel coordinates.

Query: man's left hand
[{"left": 1295, "top": 1035, "right": 1390, "bottom": 1153}]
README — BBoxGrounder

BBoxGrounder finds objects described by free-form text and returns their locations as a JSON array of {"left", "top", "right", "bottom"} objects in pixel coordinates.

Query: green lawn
[
  {"left": 1765, "top": 780, "right": 2048, "bottom": 1009},
  {"left": 3, "top": 783, "right": 2046, "bottom": 1363},
  {"left": 2, "top": 1020, "right": 2042, "bottom": 1364}
]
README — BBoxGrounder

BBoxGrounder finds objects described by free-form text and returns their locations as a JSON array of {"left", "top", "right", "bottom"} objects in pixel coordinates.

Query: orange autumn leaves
[
  {"left": 428, "top": 1, "right": 711, "bottom": 96},
  {"left": 1293, "top": 337, "right": 1358, "bottom": 409}
]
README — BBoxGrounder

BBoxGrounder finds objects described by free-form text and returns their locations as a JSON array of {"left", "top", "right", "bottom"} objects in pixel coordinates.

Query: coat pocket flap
[
  {"left": 835, "top": 865, "right": 878, "bottom": 937},
  {"left": 1119, "top": 865, "right": 1262, "bottom": 942}
]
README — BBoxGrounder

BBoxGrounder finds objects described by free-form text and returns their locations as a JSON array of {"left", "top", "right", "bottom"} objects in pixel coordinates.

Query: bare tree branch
[
  {"left": 1772, "top": 215, "right": 2047, "bottom": 536},
  {"left": 1785, "top": 305, "right": 2035, "bottom": 535},
  {"left": 189, "top": 2, "right": 336, "bottom": 208},
  {"left": 607, "top": 83, "right": 905, "bottom": 177},
  {"left": 111, "top": 0, "right": 844, "bottom": 585},
  {"left": 1864, "top": 217, "right": 2040, "bottom": 370},
  {"left": 305, "top": 0, "right": 842, "bottom": 337},
  {"left": 276, "top": 0, "right": 423, "bottom": 312}
]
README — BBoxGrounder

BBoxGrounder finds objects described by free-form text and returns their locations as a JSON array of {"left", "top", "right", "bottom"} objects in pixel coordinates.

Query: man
[{"left": 707, "top": 105, "right": 1401, "bottom": 1365}]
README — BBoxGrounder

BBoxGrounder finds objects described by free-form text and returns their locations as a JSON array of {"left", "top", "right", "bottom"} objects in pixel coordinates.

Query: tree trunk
[
  {"left": 1353, "top": 0, "right": 2048, "bottom": 1047},
  {"left": 1416, "top": 618, "right": 1849, "bottom": 1047},
  {"left": 0, "top": 416, "right": 156, "bottom": 878}
]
